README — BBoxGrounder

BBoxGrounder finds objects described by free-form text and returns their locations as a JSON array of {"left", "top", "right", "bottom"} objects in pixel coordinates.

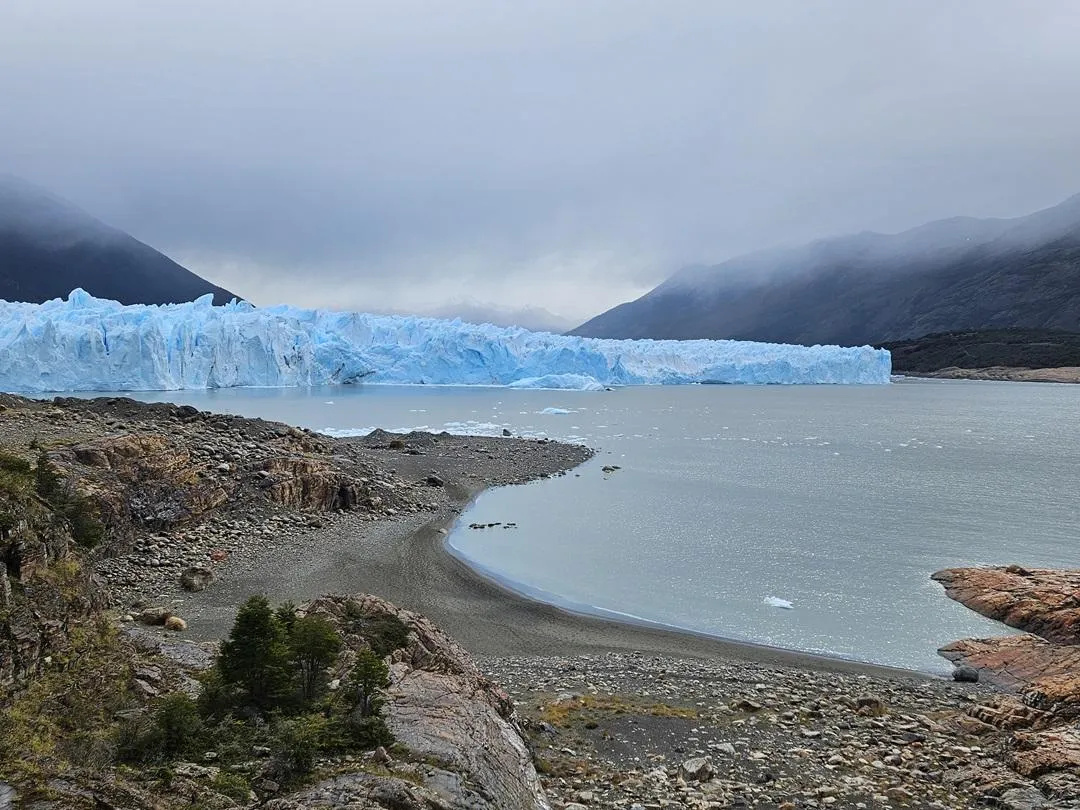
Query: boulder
[
  {"left": 678, "top": 756, "right": 713, "bottom": 783},
  {"left": 953, "top": 665, "right": 979, "bottom": 683},
  {"left": 297, "top": 594, "right": 549, "bottom": 810},
  {"left": 179, "top": 565, "right": 215, "bottom": 592},
  {"left": 939, "top": 635, "right": 1080, "bottom": 720},
  {"left": 137, "top": 607, "right": 172, "bottom": 626},
  {"left": 856, "top": 694, "right": 886, "bottom": 714},
  {"left": 164, "top": 616, "right": 187, "bottom": 632},
  {"left": 998, "top": 787, "right": 1053, "bottom": 810},
  {"left": 1009, "top": 726, "right": 1080, "bottom": 779}
]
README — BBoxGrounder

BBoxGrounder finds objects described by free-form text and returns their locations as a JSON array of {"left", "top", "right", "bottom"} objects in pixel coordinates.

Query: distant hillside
[
  {"left": 573, "top": 194, "right": 1080, "bottom": 347},
  {"left": 0, "top": 175, "right": 238, "bottom": 305},
  {"left": 883, "top": 329, "right": 1080, "bottom": 373}
]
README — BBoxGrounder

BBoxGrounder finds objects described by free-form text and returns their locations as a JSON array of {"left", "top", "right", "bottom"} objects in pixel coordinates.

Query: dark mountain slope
[
  {"left": 0, "top": 175, "right": 238, "bottom": 305},
  {"left": 883, "top": 329, "right": 1080, "bottom": 373},
  {"left": 573, "top": 194, "right": 1080, "bottom": 346}
]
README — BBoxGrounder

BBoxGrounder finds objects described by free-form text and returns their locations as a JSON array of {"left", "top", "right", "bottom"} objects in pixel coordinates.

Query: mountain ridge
[
  {"left": 0, "top": 175, "right": 238, "bottom": 306},
  {"left": 573, "top": 193, "right": 1080, "bottom": 346}
]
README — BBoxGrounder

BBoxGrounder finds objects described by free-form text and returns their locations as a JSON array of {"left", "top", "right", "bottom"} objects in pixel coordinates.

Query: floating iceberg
[
  {"left": 0, "top": 290, "right": 891, "bottom": 393},
  {"left": 764, "top": 596, "right": 794, "bottom": 610}
]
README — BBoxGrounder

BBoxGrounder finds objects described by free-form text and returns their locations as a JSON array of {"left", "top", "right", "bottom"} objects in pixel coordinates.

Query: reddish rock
[
  {"left": 936, "top": 566, "right": 1080, "bottom": 790},
  {"left": 966, "top": 694, "right": 1054, "bottom": 731},
  {"left": 1009, "top": 727, "right": 1080, "bottom": 778},
  {"left": 939, "top": 634, "right": 1080, "bottom": 691},
  {"left": 932, "top": 566, "right": 1080, "bottom": 644}
]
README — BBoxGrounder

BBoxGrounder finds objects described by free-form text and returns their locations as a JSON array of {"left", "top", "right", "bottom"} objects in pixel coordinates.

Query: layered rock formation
[
  {"left": 934, "top": 565, "right": 1080, "bottom": 802},
  {"left": 933, "top": 566, "right": 1080, "bottom": 644}
]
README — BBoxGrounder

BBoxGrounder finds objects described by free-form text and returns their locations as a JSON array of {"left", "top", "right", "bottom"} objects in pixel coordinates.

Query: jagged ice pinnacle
[{"left": 0, "top": 290, "right": 891, "bottom": 392}]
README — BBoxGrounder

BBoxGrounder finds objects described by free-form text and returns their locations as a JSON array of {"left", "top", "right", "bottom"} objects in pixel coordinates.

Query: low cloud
[{"left": 3, "top": 0, "right": 1079, "bottom": 321}]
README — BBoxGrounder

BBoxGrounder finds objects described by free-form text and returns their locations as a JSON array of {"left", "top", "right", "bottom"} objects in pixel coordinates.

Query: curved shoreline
[
  {"left": 168, "top": 431, "right": 938, "bottom": 683},
  {"left": 415, "top": 486, "right": 937, "bottom": 680}
]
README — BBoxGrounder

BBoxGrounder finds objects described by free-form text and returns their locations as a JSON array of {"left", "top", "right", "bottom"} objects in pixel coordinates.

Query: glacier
[{"left": 0, "top": 290, "right": 891, "bottom": 393}]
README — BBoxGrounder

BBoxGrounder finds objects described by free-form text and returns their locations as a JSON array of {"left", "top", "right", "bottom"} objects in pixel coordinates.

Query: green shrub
[
  {"left": 358, "top": 614, "right": 411, "bottom": 658},
  {"left": 274, "top": 601, "right": 298, "bottom": 635},
  {"left": 341, "top": 713, "right": 392, "bottom": 750},
  {"left": 117, "top": 694, "right": 202, "bottom": 763},
  {"left": 65, "top": 495, "right": 104, "bottom": 548},
  {"left": 195, "top": 667, "right": 234, "bottom": 720},
  {"left": 265, "top": 714, "right": 342, "bottom": 786},
  {"left": 33, "top": 452, "right": 61, "bottom": 501},
  {"left": 154, "top": 694, "right": 203, "bottom": 758}
]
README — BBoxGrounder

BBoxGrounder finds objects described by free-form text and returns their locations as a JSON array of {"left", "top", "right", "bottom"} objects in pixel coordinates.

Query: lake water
[{"left": 87, "top": 380, "right": 1080, "bottom": 673}]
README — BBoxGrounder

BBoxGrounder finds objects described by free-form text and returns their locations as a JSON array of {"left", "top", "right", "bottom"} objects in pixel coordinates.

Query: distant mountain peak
[{"left": 0, "top": 175, "right": 239, "bottom": 306}]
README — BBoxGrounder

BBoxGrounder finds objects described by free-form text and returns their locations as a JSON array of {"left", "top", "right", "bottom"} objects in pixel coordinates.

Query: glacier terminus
[{"left": 0, "top": 290, "right": 891, "bottom": 393}]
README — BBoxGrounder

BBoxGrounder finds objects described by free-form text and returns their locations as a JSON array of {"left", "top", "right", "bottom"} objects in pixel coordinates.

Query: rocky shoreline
[
  {"left": 930, "top": 566, "right": 1080, "bottom": 804},
  {"left": 905, "top": 367, "right": 1080, "bottom": 383},
  {"left": 3, "top": 395, "right": 1079, "bottom": 807}
]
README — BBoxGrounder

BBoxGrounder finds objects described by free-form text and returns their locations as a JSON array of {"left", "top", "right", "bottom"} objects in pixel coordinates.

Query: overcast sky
[{"left": 3, "top": 1, "right": 1079, "bottom": 322}]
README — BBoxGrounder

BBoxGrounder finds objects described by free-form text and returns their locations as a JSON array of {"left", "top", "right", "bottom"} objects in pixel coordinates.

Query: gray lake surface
[{"left": 78, "top": 379, "right": 1080, "bottom": 673}]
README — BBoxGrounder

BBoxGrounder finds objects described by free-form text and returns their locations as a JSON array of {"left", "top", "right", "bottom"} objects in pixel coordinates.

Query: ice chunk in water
[{"left": 764, "top": 596, "right": 794, "bottom": 610}]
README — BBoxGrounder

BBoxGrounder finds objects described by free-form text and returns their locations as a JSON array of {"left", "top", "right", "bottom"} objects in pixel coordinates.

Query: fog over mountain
[
  {"left": 573, "top": 193, "right": 1080, "bottom": 346},
  {"left": 3, "top": 2, "right": 1080, "bottom": 319},
  {"left": 404, "top": 301, "right": 576, "bottom": 334},
  {"left": 0, "top": 175, "right": 237, "bottom": 305}
]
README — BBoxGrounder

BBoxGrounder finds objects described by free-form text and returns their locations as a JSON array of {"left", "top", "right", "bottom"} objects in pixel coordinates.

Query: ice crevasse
[{"left": 0, "top": 290, "right": 892, "bottom": 393}]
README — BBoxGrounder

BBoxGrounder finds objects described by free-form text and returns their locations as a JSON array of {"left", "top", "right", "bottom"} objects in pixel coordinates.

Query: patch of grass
[
  {"left": 538, "top": 694, "right": 699, "bottom": 728},
  {"left": 0, "top": 622, "right": 135, "bottom": 789},
  {"left": 36, "top": 556, "right": 84, "bottom": 593},
  {"left": 532, "top": 754, "right": 596, "bottom": 778},
  {"left": 0, "top": 452, "right": 32, "bottom": 476},
  {"left": 211, "top": 771, "right": 252, "bottom": 803}
]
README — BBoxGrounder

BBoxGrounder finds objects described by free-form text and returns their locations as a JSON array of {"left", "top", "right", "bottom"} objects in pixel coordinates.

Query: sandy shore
[
  {"left": 905, "top": 365, "right": 1080, "bottom": 383},
  {"left": 178, "top": 461, "right": 930, "bottom": 682}
]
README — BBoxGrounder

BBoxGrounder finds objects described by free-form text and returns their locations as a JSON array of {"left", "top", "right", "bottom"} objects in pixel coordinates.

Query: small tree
[
  {"left": 288, "top": 614, "right": 341, "bottom": 704},
  {"left": 218, "top": 595, "right": 294, "bottom": 713},
  {"left": 339, "top": 648, "right": 392, "bottom": 748},
  {"left": 274, "top": 601, "right": 299, "bottom": 636},
  {"left": 343, "top": 648, "right": 389, "bottom": 718}
]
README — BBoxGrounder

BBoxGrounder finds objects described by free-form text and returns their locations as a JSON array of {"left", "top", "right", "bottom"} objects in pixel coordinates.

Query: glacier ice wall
[{"left": 0, "top": 290, "right": 891, "bottom": 392}]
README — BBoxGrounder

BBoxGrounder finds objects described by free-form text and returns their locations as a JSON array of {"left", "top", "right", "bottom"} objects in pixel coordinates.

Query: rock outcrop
[
  {"left": 934, "top": 566, "right": 1080, "bottom": 803},
  {"left": 932, "top": 566, "right": 1080, "bottom": 643},
  {"left": 300, "top": 595, "right": 550, "bottom": 810},
  {"left": 0, "top": 451, "right": 102, "bottom": 692},
  {"left": 939, "top": 635, "right": 1080, "bottom": 696}
]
